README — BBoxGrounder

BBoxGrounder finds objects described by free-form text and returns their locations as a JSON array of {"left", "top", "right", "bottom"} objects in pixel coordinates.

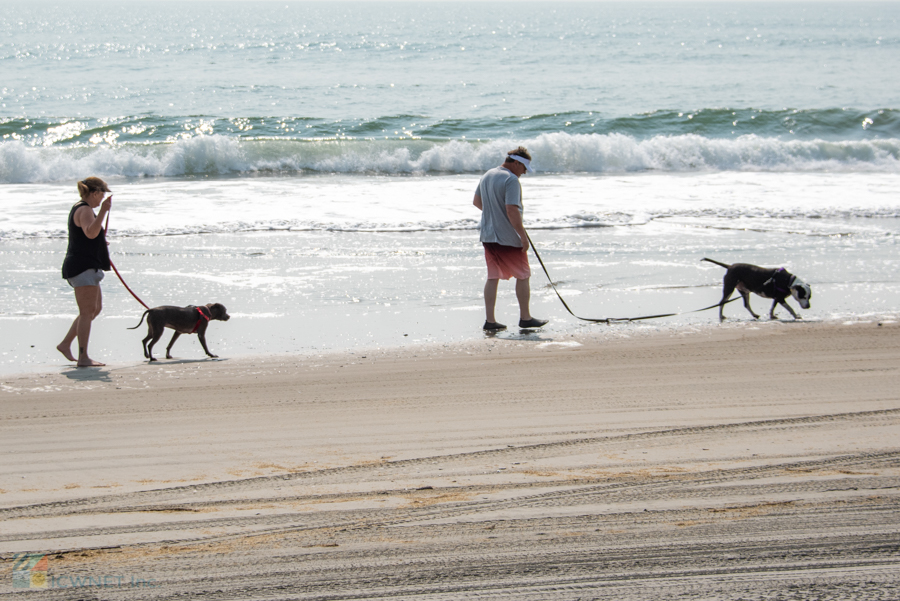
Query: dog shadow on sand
[
  {"left": 144, "top": 357, "right": 228, "bottom": 367},
  {"left": 61, "top": 358, "right": 228, "bottom": 381}
]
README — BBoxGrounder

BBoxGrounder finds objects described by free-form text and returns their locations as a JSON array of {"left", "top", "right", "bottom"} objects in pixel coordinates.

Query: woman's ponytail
[{"left": 76, "top": 177, "right": 110, "bottom": 200}]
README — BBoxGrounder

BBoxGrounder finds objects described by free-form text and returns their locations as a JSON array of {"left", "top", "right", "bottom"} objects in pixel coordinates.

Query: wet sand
[{"left": 1, "top": 321, "right": 899, "bottom": 599}]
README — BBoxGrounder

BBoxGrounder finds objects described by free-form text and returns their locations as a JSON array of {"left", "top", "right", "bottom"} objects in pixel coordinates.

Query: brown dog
[{"left": 128, "top": 303, "right": 230, "bottom": 361}]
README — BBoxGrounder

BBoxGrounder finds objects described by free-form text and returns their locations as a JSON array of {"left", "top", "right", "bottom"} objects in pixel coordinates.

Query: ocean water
[{"left": 1, "top": 2, "right": 898, "bottom": 374}]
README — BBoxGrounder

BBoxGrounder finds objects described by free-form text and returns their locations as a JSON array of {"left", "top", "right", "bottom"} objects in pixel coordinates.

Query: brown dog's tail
[
  {"left": 127, "top": 310, "right": 150, "bottom": 330},
  {"left": 701, "top": 258, "right": 731, "bottom": 269}
]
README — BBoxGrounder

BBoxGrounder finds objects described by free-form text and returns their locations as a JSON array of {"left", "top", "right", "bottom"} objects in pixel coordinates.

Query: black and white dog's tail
[
  {"left": 127, "top": 310, "right": 150, "bottom": 330},
  {"left": 701, "top": 258, "right": 731, "bottom": 269}
]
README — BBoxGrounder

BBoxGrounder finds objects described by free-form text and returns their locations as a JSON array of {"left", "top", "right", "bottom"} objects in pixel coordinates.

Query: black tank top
[{"left": 61, "top": 201, "right": 111, "bottom": 279}]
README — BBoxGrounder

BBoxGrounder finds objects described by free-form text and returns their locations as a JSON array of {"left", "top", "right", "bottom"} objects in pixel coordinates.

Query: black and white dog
[{"left": 702, "top": 258, "right": 811, "bottom": 322}]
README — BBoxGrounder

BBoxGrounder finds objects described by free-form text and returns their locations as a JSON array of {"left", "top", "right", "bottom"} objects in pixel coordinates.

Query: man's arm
[
  {"left": 505, "top": 205, "right": 529, "bottom": 253},
  {"left": 473, "top": 194, "right": 483, "bottom": 211}
]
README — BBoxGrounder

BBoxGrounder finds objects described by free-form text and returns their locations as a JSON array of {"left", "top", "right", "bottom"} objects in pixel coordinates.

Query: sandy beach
[{"left": 1, "top": 321, "right": 898, "bottom": 599}]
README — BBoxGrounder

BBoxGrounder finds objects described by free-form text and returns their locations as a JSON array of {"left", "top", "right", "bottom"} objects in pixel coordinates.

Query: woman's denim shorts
[{"left": 67, "top": 268, "right": 105, "bottom": 288}]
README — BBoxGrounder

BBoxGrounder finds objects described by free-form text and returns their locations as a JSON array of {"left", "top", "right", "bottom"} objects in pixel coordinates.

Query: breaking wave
[{"left": 2, "top": 132, "right": 899, "bottom": 183}]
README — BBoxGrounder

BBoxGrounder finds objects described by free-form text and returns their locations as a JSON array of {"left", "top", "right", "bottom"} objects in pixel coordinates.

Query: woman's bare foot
[
  {"left": 77, "top": 358, "right": 106, "bottom": 367},
  {"left": 57, "top": 344, "right": 77, "bottom": 362}
]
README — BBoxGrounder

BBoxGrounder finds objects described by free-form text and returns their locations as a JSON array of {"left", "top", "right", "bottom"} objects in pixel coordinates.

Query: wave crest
[{"left": 2, "top": 132, "right": 898, "bottom": 183}]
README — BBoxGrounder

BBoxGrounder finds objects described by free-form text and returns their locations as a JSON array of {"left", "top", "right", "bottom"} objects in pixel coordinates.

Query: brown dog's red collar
[{"left": 190, "top": 307, "right": 210, "bottom": 334}]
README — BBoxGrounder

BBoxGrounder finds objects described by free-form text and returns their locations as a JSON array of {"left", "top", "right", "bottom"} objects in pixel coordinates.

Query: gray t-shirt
[{"left": 476, "top": 166, "right": 522, "bottom": 247}]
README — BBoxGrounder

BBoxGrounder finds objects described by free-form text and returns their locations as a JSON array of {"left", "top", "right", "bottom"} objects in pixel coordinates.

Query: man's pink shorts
[{"left": 483, "top": 242, "right": 531, "bottom": 280}]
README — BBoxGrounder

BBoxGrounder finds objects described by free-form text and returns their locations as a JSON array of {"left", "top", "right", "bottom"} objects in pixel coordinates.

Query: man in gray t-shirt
[{"left": 473, "top": 147, "right": 548, "bottom": 332}]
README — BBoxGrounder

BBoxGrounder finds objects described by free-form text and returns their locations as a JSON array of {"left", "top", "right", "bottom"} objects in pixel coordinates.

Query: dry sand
[{"left": 1, "top": 321, "right": 899, "bottom": 599}]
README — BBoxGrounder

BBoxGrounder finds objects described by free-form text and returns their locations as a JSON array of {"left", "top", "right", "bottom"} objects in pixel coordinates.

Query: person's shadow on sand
[
  {"left": 61, "top": 367, "right": 113, "bottom": 383},
  {"left": 485, "top": 330, "right": 552, "bottom": 342}
]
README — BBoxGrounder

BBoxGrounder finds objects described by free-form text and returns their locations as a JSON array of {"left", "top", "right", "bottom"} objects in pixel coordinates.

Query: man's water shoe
[
  {"left": 483, "top": 321, "right": 507, "bottom": 331},
  {"left": 518, "top": 318, "right": 548, "bottom": 329}
]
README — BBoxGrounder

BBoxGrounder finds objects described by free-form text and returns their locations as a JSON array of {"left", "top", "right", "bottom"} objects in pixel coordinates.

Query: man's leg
[
  {"left": 515, "top": 277, "right": 532, "bottom": 320},
  {"left": 516, "top": 277, "right": 549, "bottom": 329},
  {"left": 484, "top": 278, "right": 500, "bottom": 323}
]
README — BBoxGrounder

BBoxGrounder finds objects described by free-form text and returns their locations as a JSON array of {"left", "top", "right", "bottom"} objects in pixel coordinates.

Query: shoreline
[{"left": 4, "top": 311, "right": 895, "bottom": 380}]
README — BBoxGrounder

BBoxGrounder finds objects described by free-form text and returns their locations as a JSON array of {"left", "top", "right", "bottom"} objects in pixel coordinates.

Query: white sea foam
[
  {"left": 536, "top": 341, "right": 583, "bottom": 349},
  {"left": 0, "top": 137, "right": 251, "bottom": 183},
  {"left": 531, "top": 133, "right": 900, "bottom": 173},
  {"left": 2, "top": 171, "right": 898, "bottom": 240},
  {"left": 3, "top": 133, "right": 899, "bottom": 184}
]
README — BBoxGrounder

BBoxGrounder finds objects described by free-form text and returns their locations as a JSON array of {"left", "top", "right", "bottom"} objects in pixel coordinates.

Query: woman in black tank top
[{"left": 57, "top": 177, "right": 113, "bottom": 367}]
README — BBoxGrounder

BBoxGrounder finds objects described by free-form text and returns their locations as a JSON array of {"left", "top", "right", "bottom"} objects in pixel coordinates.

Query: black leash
[{"left": 525, "top": 231, "right": 737, "bottom": 324}]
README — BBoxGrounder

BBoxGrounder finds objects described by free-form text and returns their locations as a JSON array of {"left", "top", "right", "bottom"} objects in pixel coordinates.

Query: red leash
[{"left": 104, "top": 210, "right": 151, "bottom": 310}]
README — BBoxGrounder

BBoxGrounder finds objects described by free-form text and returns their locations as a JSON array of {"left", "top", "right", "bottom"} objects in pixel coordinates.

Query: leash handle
[{"left": 104, "top": 205, "right": 151, "bottom": 310}]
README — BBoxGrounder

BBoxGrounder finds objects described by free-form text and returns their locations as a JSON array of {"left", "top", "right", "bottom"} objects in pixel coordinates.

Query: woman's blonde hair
[{"left": 77, "top": 177, "right": 111, "bottom": 200}]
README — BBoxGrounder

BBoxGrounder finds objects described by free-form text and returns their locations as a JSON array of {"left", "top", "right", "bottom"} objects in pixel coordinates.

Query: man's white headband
[{"left": 508, "top": 154, "right": 534, "bottom": 174}]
